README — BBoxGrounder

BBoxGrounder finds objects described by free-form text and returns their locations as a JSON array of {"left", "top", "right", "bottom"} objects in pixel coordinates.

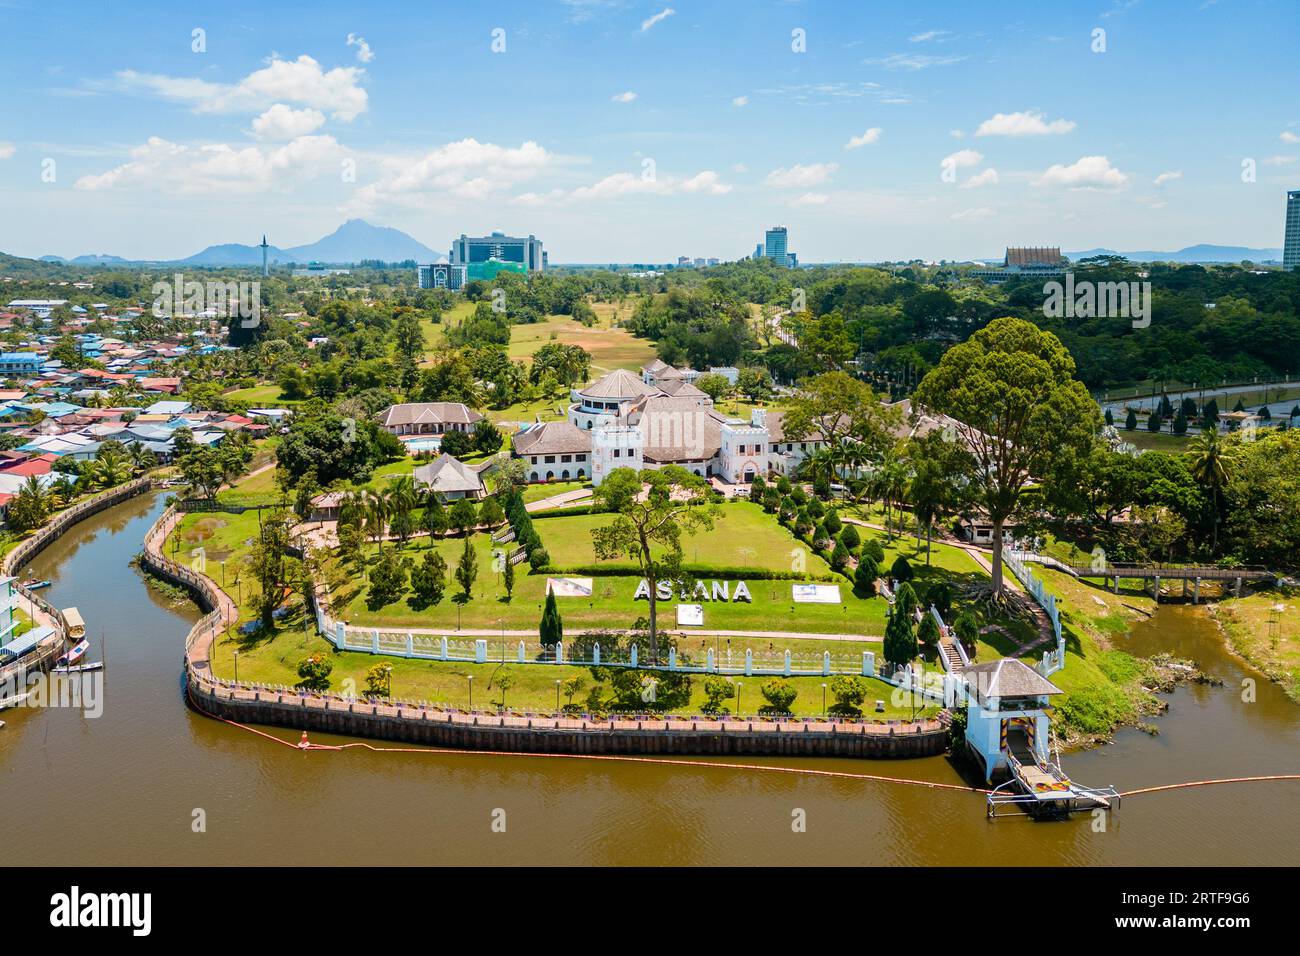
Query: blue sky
[{"left": 0, "top": 0, "right": 1296, "bottom": 262}]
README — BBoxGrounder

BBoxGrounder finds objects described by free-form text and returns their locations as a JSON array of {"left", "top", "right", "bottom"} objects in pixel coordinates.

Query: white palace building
[{"left": 511, "top": 362, "right": 827, "bottom": 486}]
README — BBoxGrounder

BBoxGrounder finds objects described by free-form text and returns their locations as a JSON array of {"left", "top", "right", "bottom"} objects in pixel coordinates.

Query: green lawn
[
  {"left": 223, "top": 384, "right": 298, "bottom": 405},
  {"left": 521, "top": 480, "right": 589, "bottom": 503},
  {"left": 505, "top": 312, "right": 656, "bottom": 376},
  {"left": 334, "top": 529, "right": 888, "bottom": 636},
  {"left": 536, "top": 501, "right": 832, "bottom": 574}
]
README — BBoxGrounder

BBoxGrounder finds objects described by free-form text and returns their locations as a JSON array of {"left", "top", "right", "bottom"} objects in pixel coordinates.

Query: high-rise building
[
  {"left": 1285, "top": 190, "right": 1300, "bottom": 271},
  {"left": 450, "top": 231, "right": 546, "bottom": 277},
  {"left": 764, "top": 226, "right": 788, "bottom": 262},
  {"left": 417, "top": 262, "right": 467, "bottom": 291},
  {"left": 758, "top": 226, "right": 796, "bottom": 267}
]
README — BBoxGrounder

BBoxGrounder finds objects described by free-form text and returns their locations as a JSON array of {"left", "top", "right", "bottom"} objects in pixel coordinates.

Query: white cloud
[
  {"left": 641, "top": 7, "right": 675, "bottom": 31},
  {"left": 611, "top": 91, "right": 638, "bottom": 103},
  {"left": 250, "top": 104, "right": 326, "bottom": 141},
  {"left": 346, "top": 33, "right": 374, "bottom": 63},
  {"left": 974, "top": 110, "right": 1076, "bottom": 137},
  {"left": 1033, "top": 155, "right": 1128, "bottom": 189},
  {"left": 950, "top": 207, "right": 994, "bottom": 222},
  {"left": 1263, "top": 155, "right": 1297, "bottom": 166},
  {"left": 732, "top": 95, "right": 749, "bottom": 107},
  {"left": 73, "top": 134, "right": 345, "bottom": 193},
  {"left": 517, "top": 168, "right": 731, "bottom": 205},
  {"left": 1153, "top": 169, "right": 1182, "bottom": 186},
  {"left": 115, "top": 54, "right": 368, "bottom": 121},
  {"left": 864, "top": 53, "right": 965, "bottom": 71},
  {"left": 962, "top": 168, "right": 999, "bottom": 188},
  {"left": 949, "top": 129, "right": 965, "bottom": 139},
  {"left": 765, "top": 162, "right": 838, "bottom": 187},
  {"left": 349, "top": 138, "right": 554, "bottom": 210},
  {"left": 731, "top": 162, "right": 748, "bottom": 173},
  {"left": 844, "top": 127, "right": 882, "bottom": 149},
  {"left": 0, "top": 143, "right": 14, "bottom": 160},
  {"left": 1281, "top": 131, "right": 1300, "bottom": 144},
  {"left": 909, "top": 30, "right": 952, "bottom": 43},
  {"left": 941, "top": 148, "right": 983, "bottom": 169},
  {"left": 792, "top": 192, "right": 830, "bottom": 206}
]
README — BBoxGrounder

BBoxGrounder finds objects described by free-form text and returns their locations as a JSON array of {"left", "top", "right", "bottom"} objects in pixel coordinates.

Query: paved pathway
[{"left": 524, "top": 488, "right": 592, "bottom": 512}]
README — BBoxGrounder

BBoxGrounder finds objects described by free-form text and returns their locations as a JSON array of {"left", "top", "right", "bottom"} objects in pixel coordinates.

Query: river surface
[{"left": 2, "top": 493, "right": 1298, "bottom": 865}]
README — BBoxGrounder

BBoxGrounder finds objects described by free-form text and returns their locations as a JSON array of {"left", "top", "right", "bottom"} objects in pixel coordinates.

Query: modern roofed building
[{"left": 417, "top": 262, "right": 467, "bottom": 290}]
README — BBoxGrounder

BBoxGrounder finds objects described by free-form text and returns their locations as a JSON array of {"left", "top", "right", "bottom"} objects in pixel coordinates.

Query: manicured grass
[
  {"left": 1120, "top": 429, "right": 1194, "bottom": 452},
  {"left": 334, "top": 531, "right": 887, "bottom": 636},
  {"left": 536, "top": 501, "right": 832, "bottom": 574},
  {"left": 208, "top": 623, "right": 927, "bottom": 719},
  {"left": 485, "top": 395, "right": 570, "bottom": 425},
  {"left": 505, "top": 312, "right": 656, "bottom": 375},
  {"left": 224, "top": 384, "right": 297, "bottom": 405},
  {"left": 521, "top": 480, "right": 589, "bottom": 504}
]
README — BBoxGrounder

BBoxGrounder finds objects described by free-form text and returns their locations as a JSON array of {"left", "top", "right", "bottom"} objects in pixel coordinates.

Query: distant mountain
[
  {"left": 283, "top": 219, "right": 441, "bottom": 263},
  {"left": 180, "top": 242, "right": 287, "bottom": 266},
  {"left": 1064, "top": 244, "right": 1283, "bottom": 264},
  {"left": 41, "top": 253, "right": 142, "bottom": 265},
  {"left": 179, "top": 219, "right": 441, "bottom": 266}
]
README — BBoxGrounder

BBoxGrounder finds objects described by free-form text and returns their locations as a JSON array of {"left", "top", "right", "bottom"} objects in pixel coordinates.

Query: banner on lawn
[
  {"left": 547, "top": 577, "right": 593, "bottom": 597},
  {"left": 792, "top": 584, "right": 841, "bottom": 604},
  {"left": 676, "top": 604, "right": 704, "bottom": 626}
]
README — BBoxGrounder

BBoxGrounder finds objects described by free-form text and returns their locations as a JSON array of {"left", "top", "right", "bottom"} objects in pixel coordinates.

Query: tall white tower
[
  {"left": 259, "top": 235, "right": 270, "bottom": 277},
  {"left": 590, "top": 422, "right": 644, "bottom": 487}
]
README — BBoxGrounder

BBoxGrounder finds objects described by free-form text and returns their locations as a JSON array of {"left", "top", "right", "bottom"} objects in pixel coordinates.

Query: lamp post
[
  {"left": 555, "top": 678, "right": 561, "bottom": 713},
  {"left": 736, "top": 680, "right": 742, "bottom": 717},
  {"left": 468, "top": 674, "right": 473, "bottom": 711},
  {"left": 233, "top": 649, "right": 239, "bottom": 685},
  {"left": 821, "top": 682, "right": 827, "bottom": 717}
]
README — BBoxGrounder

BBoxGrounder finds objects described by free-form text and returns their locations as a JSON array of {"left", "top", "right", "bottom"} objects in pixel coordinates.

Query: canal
[{"left": 2, "top": 493, "right": 1297, "bottom": 865}]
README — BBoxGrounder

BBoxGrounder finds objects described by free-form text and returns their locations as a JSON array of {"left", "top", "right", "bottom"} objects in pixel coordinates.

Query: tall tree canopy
[{"left": 914, "top": 316, "right": 1099, "bottom": 594}]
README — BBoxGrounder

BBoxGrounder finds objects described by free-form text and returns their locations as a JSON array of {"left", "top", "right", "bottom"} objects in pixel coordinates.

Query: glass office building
[
  {"left": 1285, "top": 190, "right": 1300, "bottom": 271},
  {"left": 450, "top": 232, "right": 546, "bottom": 272}
]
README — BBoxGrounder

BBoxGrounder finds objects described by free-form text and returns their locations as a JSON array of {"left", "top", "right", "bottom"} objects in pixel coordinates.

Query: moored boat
[{"left": 55, "top": 639, "right": 89, "bottom": 667}]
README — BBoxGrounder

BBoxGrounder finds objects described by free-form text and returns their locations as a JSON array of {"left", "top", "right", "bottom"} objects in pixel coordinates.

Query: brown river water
[{"left": 1, "top": 492, "right": 1297, "bottom": 865}]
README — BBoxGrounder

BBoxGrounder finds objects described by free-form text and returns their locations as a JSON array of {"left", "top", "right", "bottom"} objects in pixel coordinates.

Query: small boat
[
  {"left": 55, "top": 639, "right": 89, "bottom": 667},
  {"left": 53, "top": 661, "right": 103, "bottom": 674},
  {"left": 21, "top": 579, "right": 51, "bottom": 590}
]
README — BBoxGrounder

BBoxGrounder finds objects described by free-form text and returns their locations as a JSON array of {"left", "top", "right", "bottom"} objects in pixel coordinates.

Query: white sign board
[
  {"left": 676, "top": 604, "right": 704, "bottom": 626},
  {"left": 546, "top": 577, "right": 593, "bottom": 598},
  {"left": 792, "top": 584, "right": 842, "bottom": 605}
]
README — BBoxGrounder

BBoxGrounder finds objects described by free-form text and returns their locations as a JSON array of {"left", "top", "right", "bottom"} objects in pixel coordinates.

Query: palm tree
[
  {"left": 1187, "top": 430, "right": 1239, "bottom": 554},
  {"left": 873, "top": 452, "right": 911, "bottom": 539},
  {"left": 87, "top": 451, "right": 132, "bottom": 489},
  {"left": 128, "top": 443, "right": 156, "bottom": 474},
  {"left": 51, "top": 474, "right": 79, "bottom": 508},
  {"left": 362, "top": 488, "right": 389, "bottom": 552}
]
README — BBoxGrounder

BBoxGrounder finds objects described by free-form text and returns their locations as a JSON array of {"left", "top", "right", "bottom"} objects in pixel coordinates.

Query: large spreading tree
[
  {"left": 913, "top": 316, "right": 1099, "bottom": 595},
  {"left": 590, "top": 465, "right": 719, "bottom": 661}
]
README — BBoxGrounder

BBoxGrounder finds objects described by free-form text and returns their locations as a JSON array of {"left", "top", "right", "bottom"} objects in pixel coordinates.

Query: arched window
[
  {"left": 561, "top": 470, "right": 570, "bottom": 480},
  {"left": 530, "top": 472, "right": 539, "bottom": 482},
  {"left": 576, "top": 468, "right": 585, "bottom": 479},
  {"left": 546, "top": 471, "right": 555, "bottom": 481}
]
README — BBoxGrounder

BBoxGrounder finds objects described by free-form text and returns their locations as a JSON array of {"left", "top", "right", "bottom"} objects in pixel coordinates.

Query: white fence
[{"left": 1005, "top": 549, "right": 1065, "bottom": 676}]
